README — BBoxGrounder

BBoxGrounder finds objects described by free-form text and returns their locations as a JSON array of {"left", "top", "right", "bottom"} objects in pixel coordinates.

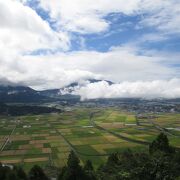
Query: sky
[{"left": 0, "top": 0, "right": 180, "bottom": 99}]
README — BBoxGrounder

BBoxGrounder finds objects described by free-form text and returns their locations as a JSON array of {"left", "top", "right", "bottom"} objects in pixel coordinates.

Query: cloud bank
[
  {"left": 69, "top": 79, "right": 180, "bottom": 100},
  {"left": 0, "top": 46, "right": 178, "bottom": 90}
]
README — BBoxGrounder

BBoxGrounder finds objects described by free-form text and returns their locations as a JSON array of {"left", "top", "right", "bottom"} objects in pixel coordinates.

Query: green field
[{"left": 0, "top": 107, "right": 179, "bottom": 171}]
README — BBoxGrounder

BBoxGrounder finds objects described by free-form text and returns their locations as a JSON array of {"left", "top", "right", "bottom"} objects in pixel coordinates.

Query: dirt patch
[
  {"left": 42, "top": 148, "right": 51, "bottom": 153},
  {"left": 24, "top": 157, "right": 48, "bottom": 163},
  {"left": 19, "top": 144, "right": 31, "bottom": 149},
  {"left": 30, "top": 140, "right": 49, "bottom": 144},
  {"left": 46, "top": 136, "right": 60, "bottom": 140},
  {"left": 0, "top": 149, "right": 27, "bottom": 156},
  {"left": 103, "top": 135, "right": 124, "bottom": 143},
  {"left": 11, "top": 135, "right": 31, "bottom": 141},
  {"left": 32, "top": 134, "right": 49, "bottom": 137},
  {"left": 0, "top": 159, "right": 22, "bottom": 164},
  {"left": 33, "top": 144, "right": 44, "bottom": 148},
  {"left": 100, "top": 122, "right": 124, "bottom": 129}
]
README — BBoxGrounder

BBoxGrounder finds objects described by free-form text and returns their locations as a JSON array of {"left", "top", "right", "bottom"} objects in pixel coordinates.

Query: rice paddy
[{"left": 0, "top": 107, "right": 179, "bottom": 171}]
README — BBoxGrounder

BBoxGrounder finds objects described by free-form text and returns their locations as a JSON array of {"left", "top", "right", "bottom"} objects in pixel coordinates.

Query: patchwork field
[{"left": 0, "top": 107, "right": 179, "bottom": 171}]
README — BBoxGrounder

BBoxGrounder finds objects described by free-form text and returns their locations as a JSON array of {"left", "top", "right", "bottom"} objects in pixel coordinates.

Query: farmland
[{"left": 0, "top": 107, "right": 179, "bottom": 171}]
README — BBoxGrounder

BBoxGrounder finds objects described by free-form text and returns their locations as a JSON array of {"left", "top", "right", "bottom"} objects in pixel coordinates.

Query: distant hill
[
  {"left": 1, "top": 79, "right": 180, "bottom": 105},
  {"left": 0, "top": 103, "right": 62, "bottom": 116},
  {"left": 0, "top": 79, "right": 111, "bottom": 103},
  {"left": 0, "top": 85, "right": 49, "bottom": 103}
]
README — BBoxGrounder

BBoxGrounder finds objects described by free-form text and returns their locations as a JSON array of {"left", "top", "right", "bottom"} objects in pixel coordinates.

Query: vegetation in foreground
[{"left": 0, "top": 133, "right": 180, "bottom": 180}]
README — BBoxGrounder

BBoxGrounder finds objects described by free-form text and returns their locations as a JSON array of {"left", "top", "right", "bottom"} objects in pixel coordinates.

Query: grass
[
  {"left": 4, "top": 140, "right": 29, "bottom": 150},
  {"left": 75, "top": 145, "right": 105, "bottom": 167}
]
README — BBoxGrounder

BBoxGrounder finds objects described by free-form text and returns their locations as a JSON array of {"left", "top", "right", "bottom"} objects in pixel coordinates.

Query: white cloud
[
  {"left": 139, "top": 0, "right": 180, "bottom": 35},
  {"left": 0, "top": 45, "right": 178, "bottom": 90},
  {"left": 0, "top": 0, "right": 70, "bottom": 54},
  {"left": 70, "top": 79, "right": 180, "bottom": 100},
  {"left": 37, "top": 0, "right": 180, "bottom": 37},
  {"left": 38, "top": 0, "right": 141, "bottom": 34}
]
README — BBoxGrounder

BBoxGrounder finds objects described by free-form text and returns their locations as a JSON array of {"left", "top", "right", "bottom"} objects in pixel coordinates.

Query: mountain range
[{"left": 0, "top": 79, "right": 112, "bottom": 103}]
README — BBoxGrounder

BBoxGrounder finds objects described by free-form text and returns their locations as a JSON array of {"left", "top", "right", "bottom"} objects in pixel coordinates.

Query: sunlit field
[{"left": 0, "top": 108, "right": 179, "bottom": 171}]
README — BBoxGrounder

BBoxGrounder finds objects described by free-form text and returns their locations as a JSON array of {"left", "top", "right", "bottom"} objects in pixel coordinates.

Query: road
[
  {"left": 147, "top": 117, "right": 174, "bottom": 136},
  {"left": 56, "top": 129, "right": 110, "bottom": 157},
  {"left": 0, "top": 125, "right": 16, "bottom": 152},
  {"left": 90, "top": 111, "right": 150, "bottom": 146}
]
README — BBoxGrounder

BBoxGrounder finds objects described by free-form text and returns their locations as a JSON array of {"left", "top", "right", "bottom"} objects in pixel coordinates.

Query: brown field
[
  {"left": 0, "top": 150, "right": 27, "bottom": 156},
  {"left": 24, "top": 157, "right": 49, "bottom": 163},
  {"left": 42, "top": 148, "right": 51, "bottom": 153},
  {"left": 1, "top": 159, "right": 22, "bottom": 164},
  {"left": 99, "top": 122, "right": 124, "bottom": 129}
]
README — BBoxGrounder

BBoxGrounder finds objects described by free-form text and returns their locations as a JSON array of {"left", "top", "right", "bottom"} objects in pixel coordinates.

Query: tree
[
  {"left": 14, "top": 166, "right": 27, "bottom": 180},
  {"left": 149, "top": 133, "right": 174, "bottom": 154},
  {"left": 107, "top": 152, "right": 119, "bottom": 166},
  {"left": 0, "top": 163, "right": 8, "bottom": 180},
  {"left": 28, "top": 165, "right": 49, "bottom": 180},
  {"left": 84, "top": 160, "right": 97, "bottom": 180},
  {"left": 58, "top": 151, "right": 85, "bottom": 180},
  {"left": 84, "top": 160, "right": 94, "bottom": 172},
  {"left": 4, "top": 170, "right": 19, "bottom": 180},
  {"left": 67, "top": 151, "right": 80, "bottom": 170}
]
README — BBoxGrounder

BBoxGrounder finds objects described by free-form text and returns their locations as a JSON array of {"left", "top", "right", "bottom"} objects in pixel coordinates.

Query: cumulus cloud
[
  {"left": 38, "top": 0, "right": 141, "bottom": 34},
  {"left": 0, "top": 45, "right": 178, "bottom": 90},
  {"left": 139, "top": 0, "right": 180, "bottom": 35},
  {"left": 0, "top": 0, "right": 70, "bottom": 54},
  {"left": 37, "top": 0, "right": 180, "bottom": 37},
  {"left": 69, "top": 79, "right": 180, "bottom": 100}
]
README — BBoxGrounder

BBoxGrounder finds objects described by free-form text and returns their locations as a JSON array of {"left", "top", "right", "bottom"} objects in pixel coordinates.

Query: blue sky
[
  {"left": 28, "top": 1, "right": 180, "bottom": 54},
  {"left": 0, "top": 0, "right": 180, "bottom": 98}
]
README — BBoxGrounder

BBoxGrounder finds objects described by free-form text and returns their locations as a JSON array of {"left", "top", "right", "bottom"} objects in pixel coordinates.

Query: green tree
[
  {"left": 149, "top": 133, "right": 174, "bottom": 154},
  {"left": 4, "top": 170, "right": 19, "bottom": 180},
  {"left": 84, "top": 160, "right": 97, "bottom": 180},
  {"left": 84, "top": 160, "right": 94, "bottom": 172},
  {"left": 58, "top": 151, "right": 85, "bottom": 180},
  {"left": 14, "top": 166, "right": 27, "bottom": 180},
  {"left": 0, "top": 163, "right": 8, "bottom": 180},
  {"left": 28, "top": 165, "right": 49, "bottom": 180},
  {"left": 107, "top": 152, "right": 119, "bottom": 166}
]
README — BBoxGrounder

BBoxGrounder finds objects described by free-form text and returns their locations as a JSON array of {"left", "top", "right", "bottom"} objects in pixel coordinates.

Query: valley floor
[{"left": 0, "top": 107, "right": 179, "bottom": 171}]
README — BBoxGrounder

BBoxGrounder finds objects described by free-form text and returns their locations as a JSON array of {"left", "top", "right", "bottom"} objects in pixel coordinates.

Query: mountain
[
  {"left": 38, "top": 89, "right": 60, "bottom": 98},
  {"left": 0, "top": 79, "right": 113, "bottom": 103},
  {"left": 39, "top": 79, "right": 113, "bottom": 98},
  {"left": 0, "top": 85, "right": 49, "bottom": 103}
]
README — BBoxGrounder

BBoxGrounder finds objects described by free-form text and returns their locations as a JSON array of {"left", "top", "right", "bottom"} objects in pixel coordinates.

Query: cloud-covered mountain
[
  {"left": 39, "top": 79, "right": 113, "bottom": 98},
  {"left": 40, "top": 78, "right": 180, "bottom": 101},
  {"left": 60, "top": 79, "right": 180, "bottom": 100},
  {"left": 0, "top": 79, "right": 110, "bottom": 102},
  {"left": 0, "top": 78, "right": 180, "bottom": 102}
]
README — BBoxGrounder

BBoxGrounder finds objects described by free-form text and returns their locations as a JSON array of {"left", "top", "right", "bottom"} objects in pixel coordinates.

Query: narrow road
[
  {"left": 147, "top": 118, "right": 174, "bottom": 136},
  {"left": 56, "top": 129, "right": 110, "bottom": 157},
  {"left": 95, "top": 125, "right": 149, "bottom": 145},
  {"left": 0, "top": 125, "right": 16, "bottom": 152},
  {"left": 90, "top": 112, "right": 150, "bottom": 146},
  {"left": 48, "top": 111, "right": 110, "bottom": 157}
]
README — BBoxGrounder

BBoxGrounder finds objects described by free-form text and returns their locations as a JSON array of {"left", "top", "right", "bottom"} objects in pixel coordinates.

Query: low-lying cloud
[{"left": 68, "top": 79, "right": 180, "bottom": 100}]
